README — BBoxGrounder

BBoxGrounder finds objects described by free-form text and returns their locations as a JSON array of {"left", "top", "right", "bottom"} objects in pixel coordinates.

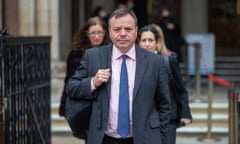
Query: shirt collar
[{"left": 112, "top": 44, "right": 136, "bottom": 61}]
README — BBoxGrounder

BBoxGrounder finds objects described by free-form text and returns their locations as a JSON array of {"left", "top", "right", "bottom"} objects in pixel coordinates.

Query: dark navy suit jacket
[{"left": 66, "top": 44, "right": 171, "bottom": 144}]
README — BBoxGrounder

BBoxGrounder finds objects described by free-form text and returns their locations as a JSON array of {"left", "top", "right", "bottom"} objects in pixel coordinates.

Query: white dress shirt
[{"left": 105, "top": 45, "right": 136, "bottom": 138}]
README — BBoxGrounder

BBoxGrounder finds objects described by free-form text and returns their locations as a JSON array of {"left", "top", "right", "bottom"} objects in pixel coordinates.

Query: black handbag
[{"left": 65, "top": 97, "right": 92, "bottom": 138}]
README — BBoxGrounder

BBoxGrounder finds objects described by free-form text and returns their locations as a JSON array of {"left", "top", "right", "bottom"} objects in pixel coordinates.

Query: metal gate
[{"left": 0, "top": 33, "right": 51, "bottom": 144}]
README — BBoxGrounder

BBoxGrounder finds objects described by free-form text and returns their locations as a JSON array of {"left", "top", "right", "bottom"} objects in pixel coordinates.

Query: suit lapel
[
  {"left": 98, "top": 44, "right": 112, "bottom": 69},
  {"left": 133, "top": 46, "right": 148, "bottom": 99},
  {"left": 97, "top": 44, "right": 112, "bottom": 128},
  {"left": 98, "top": 44, "right": 112, "bottom": 97}
]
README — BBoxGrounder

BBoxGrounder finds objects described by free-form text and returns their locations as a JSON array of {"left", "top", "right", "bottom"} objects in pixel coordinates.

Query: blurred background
[
  {"left": 0, "top": 0, "right": 240, "bottom": 143},
  {"left": 1, "top": 0, "right": 240, "bottom": 61}
]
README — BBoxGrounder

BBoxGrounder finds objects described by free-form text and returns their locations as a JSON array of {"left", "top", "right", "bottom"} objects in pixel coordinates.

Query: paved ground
[
  {"left": 176, "top": 134, "right": 228, "bottom": 144},
  {"left": 52, "top": 135, "right": 84, "bottom": 144},
  {"left": 52, "top": 133, "right": 228, "bottom": 144}
]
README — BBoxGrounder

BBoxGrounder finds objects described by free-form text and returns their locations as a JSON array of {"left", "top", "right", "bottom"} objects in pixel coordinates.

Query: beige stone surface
[
  {"left": 52, "top": 135, "right": 85, "bottom": 144},
  {"left": 52, "top": 134, "right": 228, "bottom": 144}
]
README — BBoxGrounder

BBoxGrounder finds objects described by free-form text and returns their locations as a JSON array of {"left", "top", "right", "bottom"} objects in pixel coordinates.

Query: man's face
[{"left": 108, "top": 14, "right": 138, "bottom": 53}]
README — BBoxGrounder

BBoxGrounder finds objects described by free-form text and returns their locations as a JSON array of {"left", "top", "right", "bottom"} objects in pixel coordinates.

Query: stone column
[
  {"left": 2, "top": 0, "right": 18, "bottom": 35},
  {"left": 49, "top": 0, "right": 60, "bottom": 60},
  {"left": 19, "top": 0, "right": 36, "bottom": 35},
  {"left": 36, "top": 0, "right": 50, "bottom": 35},
  {"left": 181, "top": 0, "right": 208, "bottom": 35},
  {"left": 0, "top": 0, "right": 3, "bottom": 29},
  {"left": 58, "top": 0, "right": 71, "bottom": 61},
  {"left": 79, "top": 0, "right": 85, "bottom": 25}
]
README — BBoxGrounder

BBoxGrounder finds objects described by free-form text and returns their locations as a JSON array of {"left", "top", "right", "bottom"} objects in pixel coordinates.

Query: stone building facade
[{"left": 0, "top": 0, "right": 239, "bottom": 62}]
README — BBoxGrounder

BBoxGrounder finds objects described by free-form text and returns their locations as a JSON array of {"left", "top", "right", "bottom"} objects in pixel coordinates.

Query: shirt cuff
[{"left": 91, "top": 77, "right": 96, "bottom": 92}]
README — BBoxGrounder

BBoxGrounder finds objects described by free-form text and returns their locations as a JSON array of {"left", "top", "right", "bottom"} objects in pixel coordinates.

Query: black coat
[
  {"left": 59, "top": 50, "right": 83, "bottom": 116},
  {"left": 168, "top": 52, "right": 192, "bottom": 121}
]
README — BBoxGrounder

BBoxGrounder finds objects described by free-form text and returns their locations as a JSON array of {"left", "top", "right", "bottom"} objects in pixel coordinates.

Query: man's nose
[{"left": 120, "top": 29, "right": 127, "bottom": 35}]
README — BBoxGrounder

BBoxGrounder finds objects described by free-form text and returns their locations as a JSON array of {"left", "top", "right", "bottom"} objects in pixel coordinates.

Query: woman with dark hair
[
  {"left": 137, "top": 24, "right": 192, "bottom": 144},
  {"left": 59, "top": 16, "right": 110, "bottom": 143}
]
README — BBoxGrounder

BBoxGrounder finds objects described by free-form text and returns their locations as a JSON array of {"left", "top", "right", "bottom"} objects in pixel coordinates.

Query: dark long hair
[{"left": 72, "top": 16, "right": 110, "bottom": 53}]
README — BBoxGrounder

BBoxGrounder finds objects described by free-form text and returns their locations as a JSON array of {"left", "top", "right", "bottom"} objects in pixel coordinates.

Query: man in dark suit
[{"left": 66, "top": 9, "right": 171, "bottom": 144}]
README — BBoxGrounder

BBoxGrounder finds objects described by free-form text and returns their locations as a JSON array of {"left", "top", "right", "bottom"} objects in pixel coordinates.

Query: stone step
[
  {"left": 50, "top": 56, "right": 240, "bottom": 83},
  {"left": 215, "top": 56, "right": 240, "bottom": 62},
  {"left": 212, "top": 56, "right": 240, "bottom": 82},
  {"left": 179, "top": 56, "right": 240, "bottom": 83},
  {"left": 50, "top": 57, "right": 239, "bottom": 135},
  {"left": 51, "top": 60, "right": 66, "bottom": 80},
  {"left": 51, "top": 102, "right": 230, "bottom": 135},
  {"left": 177, "top": 126, "right": 228, "bottom": 133}
]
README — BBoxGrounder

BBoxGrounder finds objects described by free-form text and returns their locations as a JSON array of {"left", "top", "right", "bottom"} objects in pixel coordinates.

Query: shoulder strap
[
  {"left": 163, "top": 55, "right": 182, "bottom": 94},
  {"left": 162, "top": 55, "right": 172, "bottom": 76}
]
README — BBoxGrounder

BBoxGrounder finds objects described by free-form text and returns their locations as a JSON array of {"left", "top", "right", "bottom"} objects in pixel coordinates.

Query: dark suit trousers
[
  {"left": 102, "top": 135, "right": 133, "bottom": 144},
  {"left": 163, "top": 120, "right": 177, "bottom": 144}
]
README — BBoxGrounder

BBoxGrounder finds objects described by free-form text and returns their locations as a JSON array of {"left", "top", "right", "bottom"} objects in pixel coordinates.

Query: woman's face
[
  {"left": 87, "top": 24, "right": 105, "bottom": 47},
  {"left": 138, "top": 31, "right": 158, "bottom": 52}
]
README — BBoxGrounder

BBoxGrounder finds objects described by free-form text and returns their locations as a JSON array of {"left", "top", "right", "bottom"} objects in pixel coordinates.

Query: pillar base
[{"left": 198, "top": 135, "right": 221, "bottom": 142}]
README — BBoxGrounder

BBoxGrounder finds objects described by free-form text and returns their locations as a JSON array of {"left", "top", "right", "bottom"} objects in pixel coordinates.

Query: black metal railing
[
  {"left": 0, "top": 33, "right": 51, "bottom": 144},
  {"left": 228, "top": 83, "right": 240, "bottom": 144}
]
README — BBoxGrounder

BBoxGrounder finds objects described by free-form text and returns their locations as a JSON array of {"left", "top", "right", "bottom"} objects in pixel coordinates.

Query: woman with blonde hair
[{"left": 137, "top": 24, "right": 192, "bottom": 144}]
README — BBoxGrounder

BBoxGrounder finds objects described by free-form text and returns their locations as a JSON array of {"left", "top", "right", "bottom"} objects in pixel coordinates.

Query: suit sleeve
[{"left": 66, "top": 50, "right": 95, "bottom": 100}]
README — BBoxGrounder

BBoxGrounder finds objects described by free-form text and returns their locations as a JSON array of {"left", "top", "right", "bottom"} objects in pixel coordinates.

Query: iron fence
[
  {"left": 228, "top": 83, "right": 240, "bottom": 144},
  {"left": 0, "top": 34, "right": 51, "bottom": 144}
]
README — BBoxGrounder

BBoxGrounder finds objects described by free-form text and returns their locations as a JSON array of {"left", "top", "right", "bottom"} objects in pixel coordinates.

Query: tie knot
[{"left": 122, "top": 55, "right": 127, "bottom": 61}]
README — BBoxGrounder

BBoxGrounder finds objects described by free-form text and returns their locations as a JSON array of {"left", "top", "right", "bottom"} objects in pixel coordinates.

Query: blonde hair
[{"left": 149, "top": 24, "right": 169, "bottom": 55}]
